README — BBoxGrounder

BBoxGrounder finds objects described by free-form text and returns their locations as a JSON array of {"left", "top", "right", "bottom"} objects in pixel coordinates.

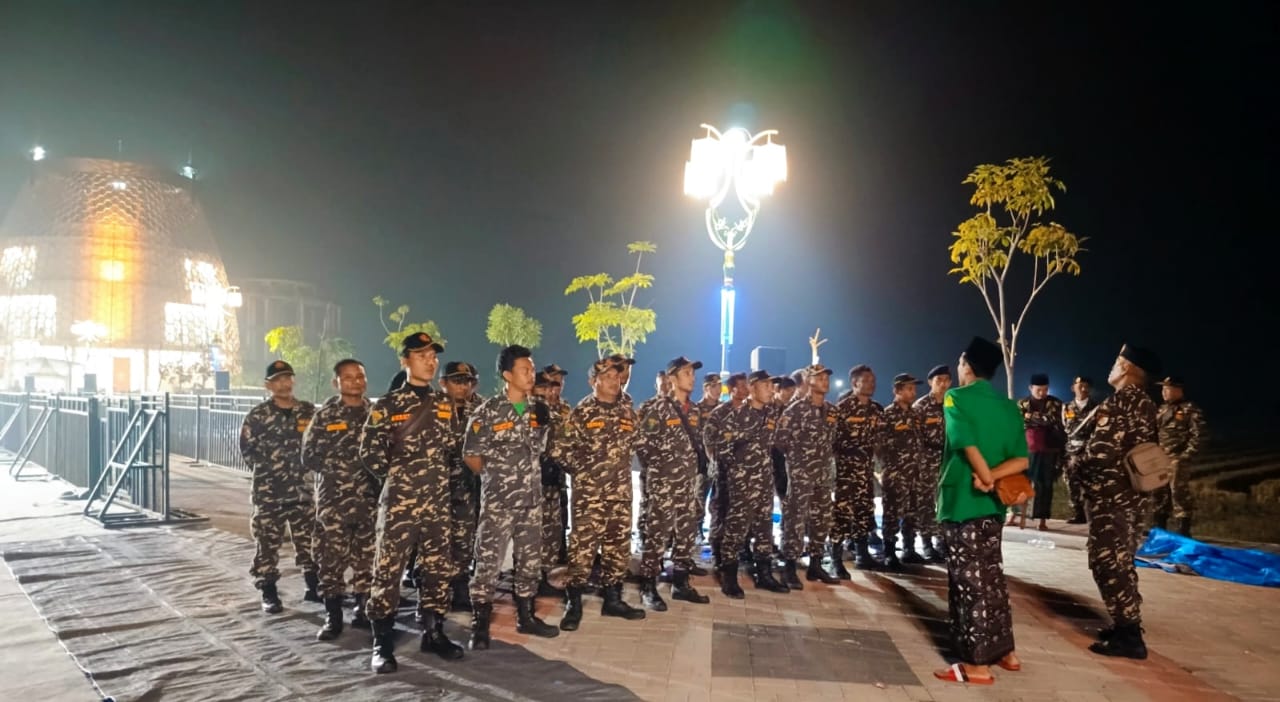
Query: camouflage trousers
[
  {"left": 471, "top": 500, "right": 542, "bottom": 603},
  {"left": 720, "top": 465, "right": 775, "bottom": 560},
  {"left": 882, "top": 463, "right": 927, "bottom": 553},
  {"left": 639, "top": 469, "right": 698, "bottom": 578},
  {"left": 693, "top": 470, "right": 712, "bottom": 543},
  {"left": 542, "top": 485, "right": 565, "bottom": 569},
  {"left": 780, "top": 465, "right": 831, "bottom": 561},
  {"left": 366, "top": 470, "right": 451, "bottom": 620},
  {"left": 568, "top": 492, "right": 631, "bottom": 588},
  {"left": 1086, "top": 489, "right": 1146, "bottom": 627},
  {"left": 1151, "top": 458, "right": 1194, "bottom": 521},
  {"left": 314, "top": 502, "right": 377, "bottom": 599},
  {"left": 916, "top": 454, "right": 941, "bottom": 542},
  {"left": 449, "top": 476, "right": 479, "bottom": 578},
  {"left": 832, "top": 456, "right": 877, "bottom": 543},
  {"left": 1063, "top": 452, "right": 1089, "bottom": 520},
  {"left": 250, "top": 499, "right": 316, "bottom": 585},
  {"left": 941, "top": 516, "right": 1015, "bottom": 666}
]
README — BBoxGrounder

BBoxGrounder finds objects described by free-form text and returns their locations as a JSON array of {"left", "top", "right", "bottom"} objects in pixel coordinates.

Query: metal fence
[
  {"left": 169, "top": 393, "right": 265, "bottom": 473},
  {"left": 3, "top": 392, "right": 103, "bottom": 488}
]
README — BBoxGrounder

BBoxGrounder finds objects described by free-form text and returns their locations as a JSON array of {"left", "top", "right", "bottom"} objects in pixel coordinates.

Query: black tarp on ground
[{"left": 1, "top": 527, "right": 637, "bottom": 702}]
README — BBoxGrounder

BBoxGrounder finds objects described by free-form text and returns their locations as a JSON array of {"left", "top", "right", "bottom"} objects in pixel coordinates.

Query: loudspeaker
[
  {"left": 215, "top": 370, "right": 231, "bottom": 394},
  {"left": 750, "top": 346, "right": 787, "bottom": 375}
]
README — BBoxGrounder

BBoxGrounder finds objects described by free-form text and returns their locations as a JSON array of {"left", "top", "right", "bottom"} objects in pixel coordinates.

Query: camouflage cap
[
  {"left": 443, "top": 361, "right": 477, "bottom": 381},
  {"left": 702, "top": 372, "right": 723, "bottom": 385},
  {"left": 1155, "top": 376, "right": 1184, "bottom": 388},
  {"left": 607, "top": 353, "right": 636, "bottom": 366},
  {"left": 772, "top": 375, "right": 796, "bottom": 389},
  {"left": 400, "top": 332, "right": 444, "bottom": 357},
  {"left": 541, "top": 363, "right": 569, "bottom": 378},
  {"left": 665, "top": 356, "right": 703, "bottom": 374},
  {"left": 265, "top": 360, "right": 294, "bottom": 380},
  {"left": 747, "top": 369, "right": 772, "bottom": 385},
  {"left": 589, "top": 357, "right": 625, "bottom": 379},
  {"left": 803, "top": 364, "right": 834, "bottom": 378}
]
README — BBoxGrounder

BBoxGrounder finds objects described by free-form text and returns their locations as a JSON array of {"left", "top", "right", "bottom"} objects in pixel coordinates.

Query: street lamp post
[{"left": 683, "top": 124, "right": 787, "bottom": 376}]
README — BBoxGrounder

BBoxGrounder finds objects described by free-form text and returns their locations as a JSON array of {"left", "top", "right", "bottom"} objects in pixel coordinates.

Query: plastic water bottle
[{"left": 1027, "top": 537, "right": 1056, "bottom": 550}]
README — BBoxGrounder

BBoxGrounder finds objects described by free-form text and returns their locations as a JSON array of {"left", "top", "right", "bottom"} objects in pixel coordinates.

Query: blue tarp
[{"left": 1136, "top": 528, "right": 1280, "bottom": 588}]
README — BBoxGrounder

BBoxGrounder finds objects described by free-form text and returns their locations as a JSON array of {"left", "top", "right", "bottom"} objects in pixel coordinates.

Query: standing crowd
[{"left": 238, "top": 330, "right": 1206, "bottom": 684}]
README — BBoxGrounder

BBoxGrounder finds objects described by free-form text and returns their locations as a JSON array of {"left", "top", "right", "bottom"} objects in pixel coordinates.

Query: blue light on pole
[{"left": 684, "top": 124, "right": 786, "bottom": 375}]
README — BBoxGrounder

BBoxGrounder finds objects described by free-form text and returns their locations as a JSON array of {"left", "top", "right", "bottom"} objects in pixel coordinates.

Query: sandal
[
  {"left": 996, "top": 654, "right": 1022, "bottom": 671},
  {"left": 933, "top": 663, "right": 995, "bottom": 685}
]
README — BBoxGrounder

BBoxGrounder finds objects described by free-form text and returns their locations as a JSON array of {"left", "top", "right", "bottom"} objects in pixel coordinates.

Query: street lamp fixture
[
  {"left": 30, "top": 145, "right": 47, "bottom": 162},
  {"left": 683, "top": 124, "right": 787, "bottom": 375}
]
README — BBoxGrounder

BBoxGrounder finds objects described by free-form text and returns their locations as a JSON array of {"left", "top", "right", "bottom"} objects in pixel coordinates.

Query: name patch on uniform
[
  {"left": 586, "top": 420, "right": 606, "bottom": 429},
  {"left": 620, "top": 421, "right": 634, "bottom": 432},
  {"left": 296, "top": 420, "right": 310, "bottom": 432},
  {"left": 666, "top": 418, "right": 683, "bottom": 426},
  {"left": 848, "top": 416, "right": 866, "bottom": 423},
  {"left": 436, "top": 411, "right": 452, "bottom": 419},
  {"left": 689, "top": 417, "right": 699, "bottom": 426},
  {"left": 925, "top": 417, "right": 941, "bottom": 424},
  {"left": 493, "top": 421, "right": 514, "bottom": 432},
  {"left": 391, "top": 413, "right": 411, "bottom": 423},
  {"left": 895, "top": 423, "right": 909, "bottom": 431},
  {"left": 325, "top": 422, "right": 348, "bottom": 432}
]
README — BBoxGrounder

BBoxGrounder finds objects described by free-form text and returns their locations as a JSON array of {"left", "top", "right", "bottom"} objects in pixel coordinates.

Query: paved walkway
[{"left": 2, "top": 461, "right": 1278, "bottom": 701}]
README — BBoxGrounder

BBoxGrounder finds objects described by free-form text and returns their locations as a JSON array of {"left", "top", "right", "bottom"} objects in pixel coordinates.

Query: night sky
[{"left": 0, "top": 2, "right": 1273, "bottom": 432}]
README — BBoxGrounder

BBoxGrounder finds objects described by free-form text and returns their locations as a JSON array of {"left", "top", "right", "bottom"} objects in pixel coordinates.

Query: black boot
[
  {"left": 560, "top": 586, "right": 584, "bottom": 631},
  {"left": 671, "top": 569, "right": 710, "bottom": 604},
  {"left": 899, "top": 533, "right": 925, "bottom": 564},
  {"left": 260, "top": 580, "right": 283, "bottom": 614},
  {"left": 640, "top": 578, "right": 668, "bottom": 612},
  {"left": 351, "top": 593, "right": 371, "bottom": 628},
  {"left": 450, "top": 577, "right": 473, "bottom": 612},
  {"left": 1174, "top": 517, "right": 1192, "bottom": 538},
  {"left": 317, "top": 596, "right": 344, "bottom": 641},
  {"left": 1066, "top": 509, "right": 1088, "bottom": 524},
  {"left": 537, "top": 573, "right": 565, "bottom": 598},
  {"left": 867, "top": 530, "right": 884, "bottom": 555},
  {"left": 420, "top": 610, "right": 465, "bottom": 660},
  {"left": 370, "top": 617, "right": 398, "bottom": 674},
  {"left": 303, "top": 572, "right": 322, "bottom": 603},
  {"left": 782, "top": 560, "right": 804, "bottom": 590},
  {"left": 921, "top": 544, "right": 944, "bottom": 563},
  {"left": 806, "top": 555, "right": 838, "bottom": 584},
  {"left": 853, "top": 538, "right": 880, "bottom": 570},
  {"left": 884, "top": 552, "right": 903, "bottom": 571},
  {"left": 753, "top": 557, "right": 789, "bottom": 593},
  {"left": 601, "top": 584, "right": 646, "bottom": 620},
  {"left": 515, "top": 596, "right": 560, "bottom": 638},
  {"left": 689, "top": 563, "right": 709, "bottom": 577},
  {"left": 468, "top": 602, "right": 492, "bottom": 650},
  {"left": 1089, "top": 623, "right": 1148, "bottom": 660},
  {"left": 829, "top": 543, "right": 852, "bottom": 580},
  {"left": 719, "top": 562, "right": 745, "bottom": 599}
]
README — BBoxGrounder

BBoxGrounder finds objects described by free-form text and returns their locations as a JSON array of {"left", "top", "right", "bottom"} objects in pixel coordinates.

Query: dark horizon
[{"left": 1, "top": 2, "right": 1273, "bottom": 433}]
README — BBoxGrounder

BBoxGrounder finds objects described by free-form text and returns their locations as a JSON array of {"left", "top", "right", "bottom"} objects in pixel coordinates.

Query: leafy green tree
[
  {"left": 264, "top": 325, "right": 357, "bottom": 402},
  {"left": 565, "top": 241, "right": 657, "bottom": 359},
  {"left": 949, "top": 156, "right": 1086, "bottom": 397},
  {"left": 485, "top": 303, "right": 542, "bottom": 349},
  {"left": 372, "top": 296, "right": 445, "bottom": 357}
]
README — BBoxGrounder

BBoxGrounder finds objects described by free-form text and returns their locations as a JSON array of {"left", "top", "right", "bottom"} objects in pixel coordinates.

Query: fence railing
[{"left": 169, "top": 394, "right": 266, "bottom": 473}]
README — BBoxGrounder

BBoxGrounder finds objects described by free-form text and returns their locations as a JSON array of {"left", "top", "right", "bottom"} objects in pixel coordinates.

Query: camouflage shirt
[
  {"left": 240, "top": 399, "right": 317, "bottom": 503},
  {"left": 1158, "top": 399, "right": 1208, "bottom": 460},
  {"left": 463, "top": 394, "right": 550, "bottom": 508},
  {"left": 912, "top": 393, "right": 946, "bottom": 457},
  {"left": 774, "top": 397, "right": 836, "bottom": 472},
  {"left": 833, "top": 394, "right": 884, "bottom": 461},
  {"left": 697, "top": 395, "right": 721, "bottom": 415},
  {"left": 701, "top": 400, "right": 739, "bottom": 465},
  {"left": 538, "top": 397, "right": 573, "bottom": 487},
  {"left": 709, "top": 402, "right": 777, "bottom": 474},
  {"left": 881, "top": 401, "right": 923, "bottom": 467},
  {"left": 359, "top": 384, "right": 462, "bottom": 483},
  {"left": 635, "top": 396, "right": 703, "bottom": 478},
  {"left": 1062, "top": 397, "right": 1100, "bottom": 455},
  {"left": 1082, "top": 383, "right": 1157, "bottom": 502},
  {"left": 302, "top": 395, "right": 378, "bottom": 513},
  {"left": 1019, "top": 395, "right": 1066, "bottom": 452},
  {"left": 553, "top": 395, "right": 636, "bottom": 501}
]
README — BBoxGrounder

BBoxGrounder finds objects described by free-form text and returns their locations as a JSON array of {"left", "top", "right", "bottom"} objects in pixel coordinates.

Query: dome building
[{"left": 0, "top": 157, "right": 241, "bottom": 392}]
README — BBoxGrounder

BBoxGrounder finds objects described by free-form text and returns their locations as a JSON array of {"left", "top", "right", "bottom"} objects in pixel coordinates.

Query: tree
[
  {"left": 372, "top": 296, "right": 445, "bottom": 357},
  {"left": 485, "top": 303, "right": 542, "bottom": 349},
  {"left": 264, "top": 325, "right": 357, "bottom": 402},
  {"left": 949, "top": 156, "right": 1085, "bottom": 397},
  {"left": 565, "top": 241, "right": 658, "bottom": 359}
]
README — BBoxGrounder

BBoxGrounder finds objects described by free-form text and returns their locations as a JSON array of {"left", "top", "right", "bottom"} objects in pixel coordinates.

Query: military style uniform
[
  {"left": 635, "top": 395, "right": 704, "bottom": 580},
  {"left": 694, "top": 392, "right": 723, "bottom": 544},
  {"left": 1154, "top": 393, "right": 1207, "bottom": 527},
  {"left": 464, "top": 395, "right": 550, "bottom": 604},
  {"left": 1062, "top": 395, "right": 1100, "bottom": 522},
  {"left": 880, "top": 399, "right": 926, "bottom": 562},
  {"left": 449, "top": 390, "right": 484, "bottom": 581},
  {"left": 360, "top": 383, "right": 462, "bottom": 622},
  {"left": 774, "top": 392, "right": 836, "bottom": 570},
  {"left": 539, "top": 396, "right": 572, "bottom": 570},
  {"left": 1018, "top": 392, "right": 1066, "bottom": 520},
  {"left": 912, "top": 391, "right": 946, "bottom": 551},
  {"left": 833, "top": 395, "right": 884, "bottom": 549},
  {"left": 302, "top": 396, "right": 377, "bottom": 601},
  {"left": 241, "top": 396, "right": 317, "bottom": 588},
  {"left": 701, "top": 398, "right": 739, "bottom": 562}
]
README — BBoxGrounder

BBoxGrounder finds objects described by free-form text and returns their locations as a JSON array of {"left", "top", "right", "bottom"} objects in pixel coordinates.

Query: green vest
[{"left": 936, "top": 379, "right": 1029, "bottom": 523}]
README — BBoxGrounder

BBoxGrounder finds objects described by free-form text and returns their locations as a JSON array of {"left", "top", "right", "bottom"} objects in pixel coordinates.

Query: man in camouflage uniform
[
  {"left": 1062, "top": 375, "right": 1100, "bottom": 525},
  {"left": 441, "top": 361, "right": 481, "bottom": 612},
  {"left": 554, "top": 357, "right": 647, "bottom": 630},
  {"left": 692, "top": 372, "right": 723, "bottom": 554},
  {"left": 1153, "top": 376, "right": 1207, "bottom": 536},
  {"left": 706, "top": 370, "right": 789, "bottom": 597},
  {"left": 770, "top": 376, "right": 797, "bottom": 504},
  {"left": 881, "top": 373, "right": 927, "bottom": 569},
  {"left": 702, "top": 372, "right": 748, "bottom": 574},
  {"left": 303, "top": 358, "right": 377, "bottom": 641},
  {"left": 832, "top": 364, "right": 884, "bottom": 575},
  {"left": 607, "top": 353, "right": 637, "bottom": 408},
  {"left": 912, "top": 365, "right": 949, "bottom": 561},
  {"left": 1017, "top": 374, "right": 1066, "bottom": 530},
  {"left": 531, "top": 365, "right": 571, "bottom": 595},
  {"left": 635, "top": 357, "right": 712, "bottom": 611},
  {"left": 1082, "top": 344, "right": 1161, "bottom": 660},
  {"left": 775, "top": 364, "right": 839, "bottom": 588},
  {"left": 361, "top": 333, "right": 465, "bottom": 673},
  {"left": 240, "top": 360, "right": 318, "bottom": 614},
  {"left": 463, "top": 345, "right": 560, "bottom": 649}
]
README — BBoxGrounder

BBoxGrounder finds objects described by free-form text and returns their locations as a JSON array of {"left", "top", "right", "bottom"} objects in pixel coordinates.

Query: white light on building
[{"left": 31, "top": 146, "right": 47, "bottom": 162}]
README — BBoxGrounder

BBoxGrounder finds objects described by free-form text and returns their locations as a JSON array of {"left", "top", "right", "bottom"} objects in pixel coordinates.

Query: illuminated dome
[{"left": 0, "top": 157, "right": 240, "bottom": 392}]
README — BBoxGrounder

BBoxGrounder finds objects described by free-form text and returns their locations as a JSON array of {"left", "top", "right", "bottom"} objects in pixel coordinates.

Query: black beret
[
  {"left": 1030, "top": 373, "right": 1050, "bottom": 386},
  {"left": 1119, "top": 344, "right": 1161, "bottom": 377},
  {"left": 927, "top": 365, "right": 951, "bottom": 379},
  {"left": 962, "top": 337, "right": 1003, "bottom": 377}
]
